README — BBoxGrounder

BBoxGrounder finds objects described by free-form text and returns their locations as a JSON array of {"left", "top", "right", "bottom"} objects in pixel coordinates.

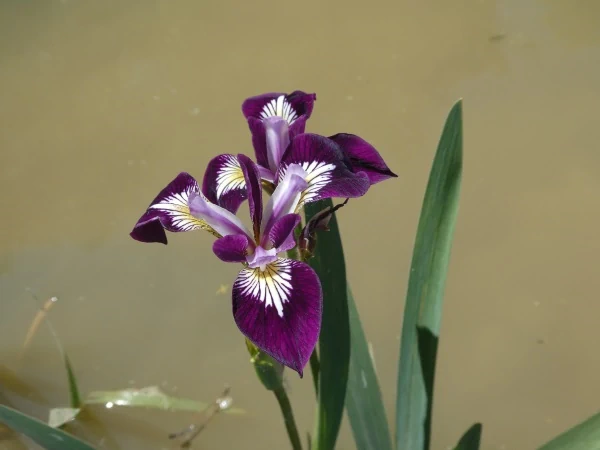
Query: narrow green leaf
[
  {"left": 306, "top": 198, "right": 350, "bottom": 450},
  {"left": 453, "top": 423, "right": 482, "bottom": 450},
  {"left": 345, "top": 286, "right": 393, "bottom": 450},
  {"left": 395, "top": 100, "right": 463, "bottom": 450},
  {"left": 537, "top": 410, "right": 600, "bottom": 450},
  {"left": 84, "top": 386, "right": 244, "bottom": 414},
  {"left": 64, "top": 356, "right": 81, "bottom": 409},
  {"left": 0, "top": 405, "right": 94, "bottom": 450}
]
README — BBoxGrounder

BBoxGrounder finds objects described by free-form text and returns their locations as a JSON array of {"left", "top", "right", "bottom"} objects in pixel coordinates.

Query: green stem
[
  {"left": 273, "top": 386, "right": 303, "bottom": 450},
  {"left": 309, "top": 350, "right": 320, "bottom": 395}
]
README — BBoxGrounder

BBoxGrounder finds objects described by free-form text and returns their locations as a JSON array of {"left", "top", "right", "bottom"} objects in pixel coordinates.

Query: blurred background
[{"left": 1, "top": 0, "right": 600, "bottom": 448}]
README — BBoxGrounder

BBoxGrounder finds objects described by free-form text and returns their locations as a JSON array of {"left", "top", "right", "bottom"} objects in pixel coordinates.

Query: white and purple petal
[
  {"left": 261, "top": 164, "right": 308, "bottom": 238},
  {"left": 277, "top": 133, "right": 371, "bottom": 207},
  {"left": 213, "top": 235, "right": 251, "bottom": 263},
  {"left": 189, "top": 191, "right": 252, "bottom": 238},
  {"left": 232, "top": 258, "right": 322, "bottom": 376},
  {"left": 266, "top": 213, "right": 301, "bottom": 253},
  {"left": 130, "top": 172, "right": 214, "bottom": 244},
  {"left": 242, "top": 91, "right": 316, "bottom": 172},
  {"left": 237, "top": 153, "right": 263, "bottom": 242},
  {"left": 328, "top": 133, "right": 398, "bottom": 185},
  {"left": 202, "top": 154, "right": 248, "bottom": 214}
]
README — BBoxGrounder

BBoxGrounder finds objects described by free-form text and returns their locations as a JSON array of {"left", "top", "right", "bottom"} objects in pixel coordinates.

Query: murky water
[{"left": 1, "top": 1, "right": 600, "bottom": 449}]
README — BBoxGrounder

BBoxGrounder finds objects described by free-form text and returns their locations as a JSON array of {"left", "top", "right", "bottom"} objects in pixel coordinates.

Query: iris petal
[
  {"left": 130, "top": 172, "right": 214, "bottom": 244},
  {"left": 261, "top": 164, "right": 308, "bottom": 238},
  {"left": 232, "top": 258, "right": 322, "bottom": 376},
  {"left": 189, "top": 191, "right": 252, "bottom": 239},
  {"left": 213, "top": 235, "right": 251, "bottom": 263},
  {"left": 328, "top": 133, "right": 397, "bottom": 184},
  {"left": 277, "top": 133, "right": 370, "bottom": 208},
  {"left": 202, "top": 154, "right": 248, "bottom": 213}
]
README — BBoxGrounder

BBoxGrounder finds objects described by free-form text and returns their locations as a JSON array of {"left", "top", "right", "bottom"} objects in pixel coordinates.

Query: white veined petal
[
  {"left": 148, "top": 185, "right": 214, "bottom": 233},
  {"left": 215, "top": 155, "right": 246, "bottom": 200},
  {"left": 278, "top": 161, "right": 336, "bottom": 208},
  {"left": 259, "top": 95, "right": 299, "bottom": 125},
  {"left": 236, "top": 259, "right": 293, "bottom": 318}
]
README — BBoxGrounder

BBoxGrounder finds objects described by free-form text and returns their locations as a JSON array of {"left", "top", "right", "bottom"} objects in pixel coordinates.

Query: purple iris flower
[
  {"left": 130, "top": 145, "right": 370, "bottom": 375},
  {"left": 202, "top": 91, "right": 397, "bottom": 212}
]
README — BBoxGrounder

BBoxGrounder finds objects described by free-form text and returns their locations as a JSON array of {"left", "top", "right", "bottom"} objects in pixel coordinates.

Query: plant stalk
[{"left": 273, "top": 386, "right": 303, "bottom": 450}]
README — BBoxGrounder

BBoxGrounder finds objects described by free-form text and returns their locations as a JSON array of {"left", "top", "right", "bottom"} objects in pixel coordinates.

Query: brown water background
[{"left": 1, "top": 1, "right": 600, "bottom": 449}]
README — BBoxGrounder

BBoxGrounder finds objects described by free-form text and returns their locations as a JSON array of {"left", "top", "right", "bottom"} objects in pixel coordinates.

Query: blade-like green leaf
[
  {"left": 395, "top": 100, "right": 463, "bottom": 450},
  {"left": 306, "top": 198, "right": 350, "bottom": 450},
  {"left": 537, "top": 410, "right": 600, "bottom": 450},
  {"left": 84, "top": 386, "right": 244, "bottom": 414},
  {"left": 64, "top": 355, "right": 81, "bottom": 409},
  {"left": 453, "top": 423, "right": 482, "bottom": 450},
  {"left": 345, "top": 286, "right": 393, "bottom": 450},
  {"left": 0, "top": 405, "right": 94, "bottom": 450}
]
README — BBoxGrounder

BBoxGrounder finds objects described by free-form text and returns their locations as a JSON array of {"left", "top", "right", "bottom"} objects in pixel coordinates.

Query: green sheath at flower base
[{"left": 245, "top": 339, "right": 284, "bottom": 391}]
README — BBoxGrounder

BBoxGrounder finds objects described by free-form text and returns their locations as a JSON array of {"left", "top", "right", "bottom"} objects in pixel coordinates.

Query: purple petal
[
  {"left": 232, "top": 258, "right": 322, "bottom": 376},
  {"left": 264, "top": 117, "right": 290, "bottom": 173},
  {"left": 278, "top": 133, "right": 371, "bottom": 207},
  {"left": 213, "top": 235, "right": 251, "bottom": 262},
  {"left": 202, "top": 154, "right": 248, "bottom": 214},
  {"left": 329, "top": 133, "right": 398, "bottom": 184},
  {"left": 267, "top": 213, "right": 300, "bottom": 252},
  {"left": 246, "top": 246, "right": 278, "bottom": 270},
  {"left": 262, "top": 164, "right": 308, "bottom": 239},
  {"left": 243, "top": 91, "right": 316, "bottom": 171},
  {"left": 242, "top": 91, "right": 316, "bottom": 126},
  {"left": 247, "top": 117, "right": 270, "bottom": 169},
  {"left": 189, "top": 191, "right": 252, "bottom": 238},
  {"left": 130, "top": 172, "right": 212, "bottom": 244},
  {"left": 237, "top": 154, "right": 262, "bottom": 241}
]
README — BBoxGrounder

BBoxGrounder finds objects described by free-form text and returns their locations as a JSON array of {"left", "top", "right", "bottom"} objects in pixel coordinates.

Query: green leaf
[
  {"left": 306, "top": 198, "right": 350, "bottom": 450},
  {"left": 345, "top": 286, "right": 393, "bottom": 450},
  {"left": 395, "top": 100, "right": 463, "bottom": 450},
  {"left": 537, "top": 410, "right": 600, "bottom": 450},
  {"left": 0, "top": 405, "right": 94, "bottom": 450},
  {"left": 84, "top": 386, "right": 244, "bottom": 414},
  {"left": 64, "top": 355, "right": 81, "bottom": 409},
  {"left": 453, "top": 423, "right": 482, "bottom": 450}
]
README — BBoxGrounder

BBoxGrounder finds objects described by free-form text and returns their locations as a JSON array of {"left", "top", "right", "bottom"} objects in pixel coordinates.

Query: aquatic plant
[{"left": 3, "top": 94, "right": 599, "bottom": 450}]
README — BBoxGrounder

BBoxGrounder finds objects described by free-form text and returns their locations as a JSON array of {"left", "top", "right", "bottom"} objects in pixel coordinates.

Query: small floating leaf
[{"left": 85, "top": 386, "right": 244, "bottom": 414}]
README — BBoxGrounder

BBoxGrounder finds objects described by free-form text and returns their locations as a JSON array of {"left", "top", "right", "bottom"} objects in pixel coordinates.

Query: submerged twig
[
  {"left": 169, "top": 386, "right": 233, "bottom": 448},
  {"left": 20, "top": 295, "right": 58, "bottom": 357}
]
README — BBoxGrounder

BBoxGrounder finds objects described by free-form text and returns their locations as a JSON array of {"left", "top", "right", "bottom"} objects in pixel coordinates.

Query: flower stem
[
  {"left": 309, "top": 350, "right": 320, "bottom": 395},
  {"left": 273, "top": 386, "right": 303, "bottom": 450}
]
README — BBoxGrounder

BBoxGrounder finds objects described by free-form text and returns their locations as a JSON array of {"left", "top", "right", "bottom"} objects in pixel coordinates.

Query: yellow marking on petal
[{"left": 216, "top": 156, "right": 246, "bottom": 199}]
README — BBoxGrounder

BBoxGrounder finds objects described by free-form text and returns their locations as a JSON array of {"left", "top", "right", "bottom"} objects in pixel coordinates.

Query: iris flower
[
  {"left": 202, "top": 91, "right": 397, "bottom": 212},
  {"left": 130, "top": 134, "right": 373, "bottom": 375}
]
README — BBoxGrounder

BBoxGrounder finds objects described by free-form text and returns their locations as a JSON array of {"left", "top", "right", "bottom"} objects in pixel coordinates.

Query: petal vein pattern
[
  {"left": 216, "top": 155, "right": 246, "bottom": 199},
  {"left": 236, "top": 259, "right": 293, "bottom": 318},
  {"left": 148, "top": 182, "right": 213, "bottom": 233},
  {"left": 259, "top": 95, "right": 298, "bottom": 125}
]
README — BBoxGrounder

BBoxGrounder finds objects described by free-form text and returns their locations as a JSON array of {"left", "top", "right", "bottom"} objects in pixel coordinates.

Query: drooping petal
[
  {"left": 232, "top": 258, "right": 322, "bottom": 376},
  {"left": 328, "top": 133, "right": 398, "bottom": 184},
  {"left": 130, "top": 172, "right": 215, "bottom": 244},
  {"left": 261, "top": 164, "right": 308, "bottom": 238},
  {"left": 202, "top": 154, "right": 247, "bottom": 213},
  {"left": 277, "top": 133, "right": 371, "bottom": 208},
  {"left": 242, "top": 91, "right": 316, "bottom": 172},
  {"left": 237, "top": 154, "right": 262, "bottom": 242},
  {"left": 189, "top": 191, "right": 252, "bottom": 239},
  {"left": 266, "top": 213, "right": 300, "bottom": 252}
]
